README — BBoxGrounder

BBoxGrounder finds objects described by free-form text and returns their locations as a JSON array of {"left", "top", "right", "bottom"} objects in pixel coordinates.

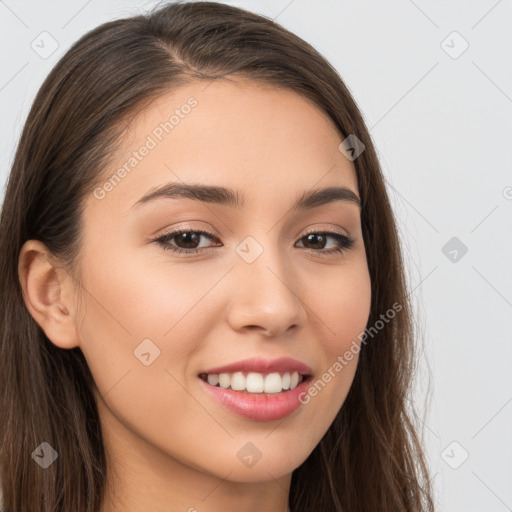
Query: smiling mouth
[{"left": 198, "top": 371, "right": 310, "bottom": 395}]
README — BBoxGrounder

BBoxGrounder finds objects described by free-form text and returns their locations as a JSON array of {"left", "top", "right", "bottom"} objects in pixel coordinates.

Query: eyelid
[
  {"left": 148, "top": 222, "right": 217, "bottom": 241},
  {"left": 301, "top": 224, "right": 350, "bottom": 238}
]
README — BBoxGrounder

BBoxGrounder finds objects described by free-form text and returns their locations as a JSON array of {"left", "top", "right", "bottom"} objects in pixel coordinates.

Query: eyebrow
[{"left": 131, "top": 183, "right": 361, "bottom": 211}]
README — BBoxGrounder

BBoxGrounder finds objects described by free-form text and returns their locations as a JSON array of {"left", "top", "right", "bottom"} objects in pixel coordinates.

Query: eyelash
[{"left": 153, "top": 227, "right": 354, "bottom": 256}]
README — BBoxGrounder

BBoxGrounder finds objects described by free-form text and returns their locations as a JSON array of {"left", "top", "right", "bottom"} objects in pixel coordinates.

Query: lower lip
[{"left": 198, "top": 377, "right": 310, "bottom": 421}]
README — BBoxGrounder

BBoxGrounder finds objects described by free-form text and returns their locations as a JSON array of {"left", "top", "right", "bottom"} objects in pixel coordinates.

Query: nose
[{"left": 226, "top": 244, "right": 307, "bottom": 337}]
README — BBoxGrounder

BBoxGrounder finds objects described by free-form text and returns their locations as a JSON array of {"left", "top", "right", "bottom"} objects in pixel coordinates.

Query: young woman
[{"left": 0, "top": 2, "right": 435, "bottom": 511}]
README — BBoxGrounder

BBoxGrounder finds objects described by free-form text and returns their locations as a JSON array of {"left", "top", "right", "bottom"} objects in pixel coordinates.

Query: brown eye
[
  {"left": 154, "top": 229, "right": 219, "bottom": 254},
  {"left": 302, "top": 233, "right": 328, "bottom": 250},
  {"left": 171, "top": 231, "right": 202, "bottom": 249},
  {"left": 296, "top": 231, "right": 354, "bottom": 255}
]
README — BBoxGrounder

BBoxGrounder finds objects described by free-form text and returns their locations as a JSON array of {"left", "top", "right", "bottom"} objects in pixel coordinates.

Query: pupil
[
  {"left": 305, "top": 233, "right": 325, "bottom": 249},
  {"left": 178, "top": 232, "right": 199, "bottom": 248}
]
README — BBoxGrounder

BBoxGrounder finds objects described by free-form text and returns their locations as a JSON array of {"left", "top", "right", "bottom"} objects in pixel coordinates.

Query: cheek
[
  {"left": 74, "top": 246, "right": 208, "bottom": 395},
  {"left": 299, "top": 261, "right": 371, "bottom": 420},
  {"left": 77, "top": 237, "right": 221, "bottom": 342},
  {"left": 310, "top": 259, "right": 372, "bottom": 351}
]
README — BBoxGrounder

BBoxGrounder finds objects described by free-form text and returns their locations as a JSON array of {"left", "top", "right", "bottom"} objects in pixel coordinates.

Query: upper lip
[{"left": 201, "top": 357, "right": 313, "bottom": 376}]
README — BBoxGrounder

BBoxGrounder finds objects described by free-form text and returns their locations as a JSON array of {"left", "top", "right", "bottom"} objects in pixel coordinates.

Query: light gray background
[{"left": 1, "top": 1, "right": 511, "bottom": 511}]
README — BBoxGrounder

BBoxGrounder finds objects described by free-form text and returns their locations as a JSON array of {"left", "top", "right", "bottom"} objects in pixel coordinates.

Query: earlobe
[{"left": 18, "top": 240, "right": 80, "bottom": 349}]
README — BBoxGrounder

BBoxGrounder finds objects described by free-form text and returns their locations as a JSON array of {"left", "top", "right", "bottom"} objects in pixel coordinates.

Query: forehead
[{"left": 90, "top": 78, "right": 358, "bottom": 214}]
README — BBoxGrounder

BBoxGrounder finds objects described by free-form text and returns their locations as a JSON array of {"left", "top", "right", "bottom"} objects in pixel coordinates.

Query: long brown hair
[{"left": 0, "top": 2, "right": 435, "bottom": 511}]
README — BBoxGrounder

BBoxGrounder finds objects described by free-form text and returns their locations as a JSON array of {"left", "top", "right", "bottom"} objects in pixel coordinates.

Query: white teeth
[
  {"left": 246, "top": 372, "right": 264, "bottom": 392},
  {"left": 207, "top": 374, "right": 219, "bottom": 386},
  {"left": 264, "top": 373, "right": 282, "bottom": 393},
  {"left": 230, "top": 372, "right": 245, "bottom": 391},
  {"left": 281, "top": 372, "right": 291, "bottom": 390},
  {"left": 290, "top": 371, "right": 299, "bottom": 389},
  {"left": 202, "top": 371, "right": 304, "bottom": 394},
  {"left": 218, "top": 373, "right": 230, "bottom": 389}
]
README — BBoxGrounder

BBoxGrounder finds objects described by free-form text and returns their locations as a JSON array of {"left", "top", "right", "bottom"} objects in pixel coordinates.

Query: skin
[{"left": 18, "top": 78, "right": 372, "bottom": 512}]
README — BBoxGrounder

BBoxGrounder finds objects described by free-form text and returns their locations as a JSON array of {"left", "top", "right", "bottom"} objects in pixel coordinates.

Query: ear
[{"left": 18, "top": 240, "right": 80, "bottom": 349}]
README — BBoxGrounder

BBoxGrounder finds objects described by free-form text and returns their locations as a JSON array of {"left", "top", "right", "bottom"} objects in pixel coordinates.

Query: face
[{"left": 74, "top": 79, "right": 371, "bottom": 486}]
